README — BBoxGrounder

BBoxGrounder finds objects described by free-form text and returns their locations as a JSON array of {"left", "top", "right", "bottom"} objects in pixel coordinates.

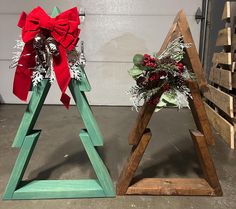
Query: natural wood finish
[
  {"left": 117, "top": 10, "right": 221, "bottom": 197},
  {"left": 188, "top": 81, "right": 215, "bottom": 145},
  {"left": 117, "top": 130, "right": 151, "bottom": 195},
  {"left": 209, "top": 67, "right": 232, "bottom": 90},
  {"left": 158, "top": 10, "right": 208, "bottom": 92},
  {"left": 204, "top": 84, "right": 234, "bottom": 117},
  {"left": 204, "top": 102, "right": 234, "bottom": 149},
  {"left": 128, "top": 104, "right": 156, "bottom": 145},
  {"left": 212, "top": 52, "right": 232, "bottom": 65},
  {"left": 190, "top": 130, "right": 223, "bottom": 196},
  {"left": 232, "top": 72, "right": 236, "bottom": 89},
  {"left": 222, "top": 1, "right": 230, "bottom": 20},
  {"left": 126, "top": 178, "right": 214, "bottom": 196},
  {"left": 216, "top": 27, "right": 231, "bottom": 46}
]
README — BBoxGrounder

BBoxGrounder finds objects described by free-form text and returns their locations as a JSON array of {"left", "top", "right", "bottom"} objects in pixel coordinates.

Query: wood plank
[
  {"left": 212, "top": 53, "right": 232, "bottom": 65},
  {"left": 204, "top": 84, "right": 234, "bottom": 117},
  {"left": 69, "top": 81, "right": 104, "bottom": 146},
  {"left": 188, "top": 81, "right": 215, "bottom": 145},
  {"left": 216, "top": 28, "right": 231, "bottom": 46},
  {"left": 126, "top": 178, "right": 215, "bottom": 196},
  {"left": 158, "top": 10, "right": 208, "bottom": 91},
  {"left": 232, "top": 72, "right": 236, "bottom": 89},
  {"left": 222, "top": 1, "right": 230, "bottom": 20},
  {"left": 80, "top": 130, "right": 115, "bottom": 196},
  {"left": 190, "top": 130, "right": 223, "bottom": 196},
  {"left": 13, "top": 180, "right": 105, "bottom": 199},
  {"left": 209, "top": 67, "right": 232, "bottom": 90},
  {"left": 3, "top": 131, "right": 41, "bottom": 199},
  {"left": 128, "top": 103, "right": 156, "bottom": 145},
  {"left": 204, "top": 102, "right": 234, "bottom": 149},
  {"left": 12, "top": 80, "right": 50, "bottom": 148},
  {"left": 117, "top": 130, "right": 152, "bottom": 195}
]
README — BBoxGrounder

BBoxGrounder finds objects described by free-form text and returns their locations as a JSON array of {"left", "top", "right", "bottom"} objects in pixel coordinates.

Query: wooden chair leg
[{"left": 117, "top": 129, "right": 152, "bottom": 195}]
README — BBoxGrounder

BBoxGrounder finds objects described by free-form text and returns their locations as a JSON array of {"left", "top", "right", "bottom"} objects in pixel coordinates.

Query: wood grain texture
[
  {"left": 117, "top": 130, "right": 151, "bottom": 195},
  {"left": 212, "top": 53, "right": 232, "bottom": 65},
  {"left": 80, "top": 129, "right": 115, "bottom": 196},
  {"left": 190, "top": 130, "right": 223, "bottom": 196},
  {"left": 204, "top": 102, "right": 234, "bottom": 149},
  {"left": 126, "top": 178, "right": 214, "bottom": 196},
  {"left": 12, "top": 80, "right": 51, "bottom": 148},
  {"left": 3, "top": 131, "right": 41, "bottom": 199},
  {"left": 13, "top": 180, "right": 105, "bottom": 199},
  {"left": 158, "top": 10, "right": 207, "bottom": 91},
  {"left": 128, "top": 103, "right": 156, "bottom": 145},
  {"left": 69, "top": 80, "right": 104, "bottom": 146},
  {"left": 209, "top": 67, "right": 232, "bottom": 90},
  {"left": 216, "top": 28, "right": 231, "bottom": 46},
  {"left": 204, "top": 84, "right": 234, "bottom": 117},
  {"left": 222, "top": 1, "right": 231, "bottom": 20},
  {"left": 232, "top": 72, "right": 236, "bottom": 89},
  {"left": 188, "top": 81, "right": 215, "bottom": 145}
]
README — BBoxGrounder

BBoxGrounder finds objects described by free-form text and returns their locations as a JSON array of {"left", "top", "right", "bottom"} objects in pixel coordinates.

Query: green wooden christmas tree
[{"left": 3, "top": 7, "right": 115, "bottom": 200}]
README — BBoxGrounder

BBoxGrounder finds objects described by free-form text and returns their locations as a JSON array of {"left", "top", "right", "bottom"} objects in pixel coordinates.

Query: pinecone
[{"left": 159, "top": 56, "right": 175, "bottom": 65}]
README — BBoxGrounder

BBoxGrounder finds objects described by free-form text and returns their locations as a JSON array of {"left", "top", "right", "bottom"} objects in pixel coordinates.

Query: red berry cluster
[
  {"left": 143, "top": 54, "right": 157, "bottom": 69},
  {"left": 176, "top": 62, "right": 184, "bottom": 73}
]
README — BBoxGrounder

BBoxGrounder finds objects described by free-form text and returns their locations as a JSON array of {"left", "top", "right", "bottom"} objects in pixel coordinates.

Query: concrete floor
[{"left": 0, "top": 105, "right": 235, "bottom": 209}]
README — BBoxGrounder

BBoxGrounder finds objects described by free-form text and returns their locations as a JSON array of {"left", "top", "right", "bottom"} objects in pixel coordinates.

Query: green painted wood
[
  {"left": 3, "top": 131, "right": 41, "bottom": 200},
  {"left": 80, "top": 130, "right": 115, "bottom": 196},
  {"left": 12, "top": 80, "right": 50, "bottom": 148},
  {"left": 12, "top": 180, "right": 105, "bottom": 199},
  {"left": 69, "top": 81, "right": 104, "bottom": 146},
  {"left": 51, "top": 7, "right": 61, "bottom": 17},
  {"left": 77, "top": 66, "right": 92, "bottom": 92},
  {"left": 4, "top": 7, "right": 114, "bottom": 200}
]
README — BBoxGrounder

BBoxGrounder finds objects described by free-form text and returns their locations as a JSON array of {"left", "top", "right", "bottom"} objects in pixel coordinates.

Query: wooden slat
[
  {"left": 190, "top": 130, "right": 223, "bottom": 196},
  {"left": 117, "top": 130, "right": 152, "bottom": 195},
  {"left": 222, "top": 1, "right": 230, "bottom": 20},
  {"left": 204, "top": 102, "right": 234, "bottom": 149},
  {"left": 188, "top": 81, "right": 215, "bottom": 145},
  {"left": 204, "top": 84, "right": 234, "bottom": 117},
  {"left": 126, "top": 178, "right": 214, "bottom": 196},
  {"left": 212, "top": 53, "right": 232, "bottom": 65},
  {"left": 209, "top": 67, "right": 232, "bottom": 90},
  {"left": 232, "top": 72, "right": 236, "bottom": 89},
  {"left": 216, "top": 28, "right": 231, "bottom": 46}
]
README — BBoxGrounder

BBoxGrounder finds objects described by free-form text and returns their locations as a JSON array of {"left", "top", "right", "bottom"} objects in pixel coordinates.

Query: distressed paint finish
[{"left": 3, "top": 7, "right": 114, "bottom": 200}]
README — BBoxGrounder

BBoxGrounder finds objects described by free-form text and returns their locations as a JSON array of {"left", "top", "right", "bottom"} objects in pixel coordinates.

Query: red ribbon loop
[{"left": 13, "top": 7, "right": 80, "bottom": 108}]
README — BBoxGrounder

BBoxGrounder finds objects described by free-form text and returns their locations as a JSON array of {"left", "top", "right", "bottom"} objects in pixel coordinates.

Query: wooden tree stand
[
  {"left": 204, "top": 1, "right": 236, "bottom": 149},
  {"left": 116, "top": 10, "right": 222, "bottom": 196},
  {"left": 3, "top": 7, "right": 115, "bottom": 200}
]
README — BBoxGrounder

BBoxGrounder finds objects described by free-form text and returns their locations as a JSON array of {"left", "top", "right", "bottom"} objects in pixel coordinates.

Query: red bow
[{"left": 13, "top": 7, "right": 80, "bottom": 108}]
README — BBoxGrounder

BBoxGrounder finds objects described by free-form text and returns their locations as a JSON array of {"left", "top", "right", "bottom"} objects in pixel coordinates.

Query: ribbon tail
[
  {"left": 13, "top": 43, "right": 35, "bottom": 101},
  {"left": 53, "top": 45, "right": 71, "bottom": 108}
]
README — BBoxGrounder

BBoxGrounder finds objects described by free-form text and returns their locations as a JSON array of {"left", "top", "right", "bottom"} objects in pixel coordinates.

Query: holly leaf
[{"left": 128, "top": 65, "right": 143, "bottom": 78}]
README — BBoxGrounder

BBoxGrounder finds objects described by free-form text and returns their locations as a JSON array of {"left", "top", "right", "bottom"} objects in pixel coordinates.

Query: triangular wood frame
[
  {"left": 3, "top": 7, "right": 115, "bottom": 200},
  {"left": 116, "top": 10, "right": 222, "bottom": 196}
]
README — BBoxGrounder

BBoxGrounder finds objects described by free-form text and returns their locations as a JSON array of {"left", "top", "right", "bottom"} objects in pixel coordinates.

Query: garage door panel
[
  {"left": 0, "top": 15, "right": 200, "bottom": 62},
  {"left": 0, "top": 0, "right": 201, "bottom": 16},
  {"left": 0, "top": 61, "right": 134, "bottom": 105}
]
